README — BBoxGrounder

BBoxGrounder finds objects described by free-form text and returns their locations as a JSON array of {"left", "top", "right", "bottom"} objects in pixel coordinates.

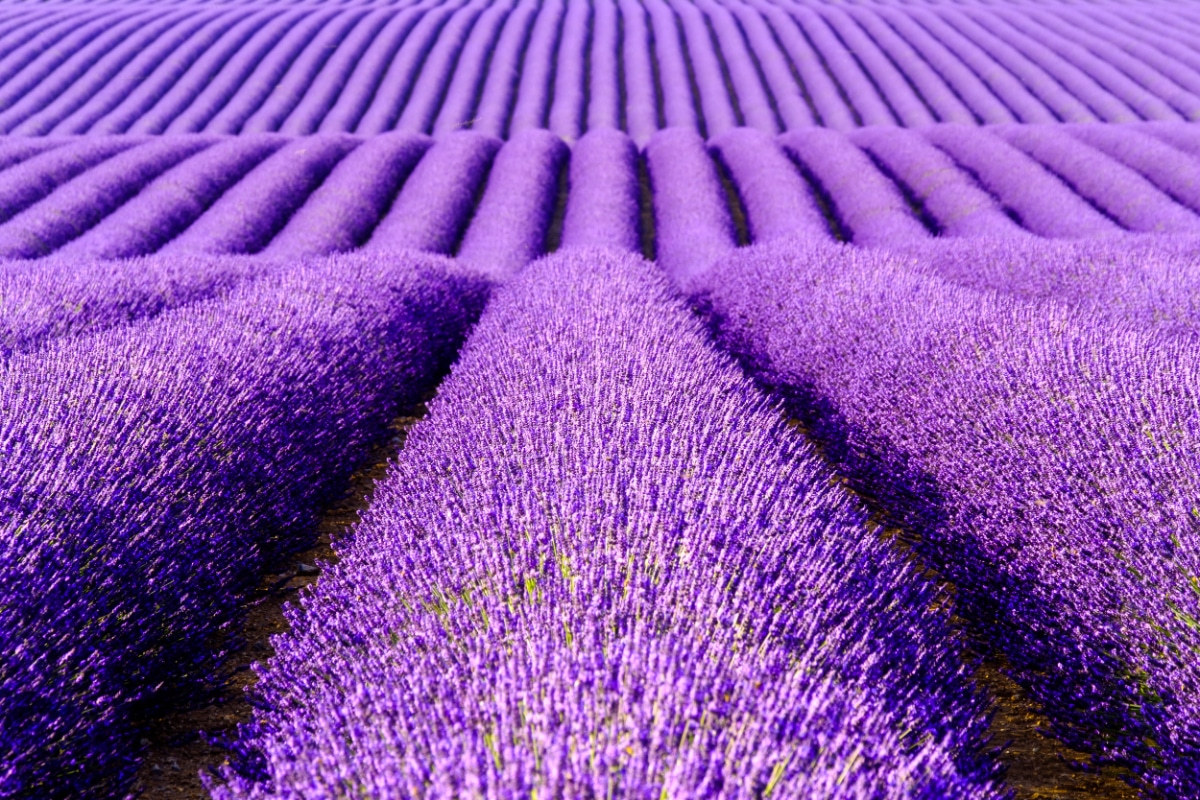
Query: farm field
[{"left": 2, "top": 1, "right": 1200, "bottom": 799}]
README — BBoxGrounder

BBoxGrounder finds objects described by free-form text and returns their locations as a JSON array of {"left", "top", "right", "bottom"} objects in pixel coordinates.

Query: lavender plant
[
  {"left": 710, "top": 127, "right": 830, "bottom": 244},
  {"left": 56, "top": 134, "right": 285, "bottom": 261},
  {"left": 211, "top": 247, "right": 1004, "bottom": 800},
  {"left": 694, "top": 239, "right": 1200, "bottom": 797},
  {"left": 922, "top": 124, "right": 1120, "bottom": 238},
  {"left": 0, "top": 251, "right": 490, "bottom": 799},
  {"left": 994, "top": 123, "right": 1200, "bottom": 234},
  {"left": 778, "top": 128, "right": 928, "bottom": 246},
  {"left": 0, "top": 136, "right": 217, "bottom": 259},
  {"left": 263, "top": 131, "right": 430, "bottom": 258},
  {"left": 365, "top": 130, "right": 501, "bottom": 255},
  {"left": 850, "top": 126, "right": 1022, "bottom": 238},
  {"left": 162, "top": 133, "right": 358, "bottom": 255},
  {"left": 646, "top": 127, "right": 736, "bottom": 279}
]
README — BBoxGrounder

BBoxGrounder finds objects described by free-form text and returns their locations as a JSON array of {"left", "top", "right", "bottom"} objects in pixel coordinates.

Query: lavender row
[
  {"left": 0, "top": 251, "right": 490, "bottom": 799},
  {"left": 212, "top": 247, "right": 1003, "bottom": 800},
  {"left": 2, "top": 3, "right": 1200, "bottom": 135},
  {"left": 5, "top": 125, "right": 1200, "bottom": 264},
  {"left": 888, "top": 234, "right": 1200, "bottom": 341},
  {"left": 0, "top": 252, "right": 273, "bottom": 359},
  {"left": 693, "top": 240, "right": 1200, "bottom": 797}
]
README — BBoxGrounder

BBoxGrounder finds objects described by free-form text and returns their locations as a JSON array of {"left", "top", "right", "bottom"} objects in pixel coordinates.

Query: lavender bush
[
  {"left": 162, "top": 133, "right": 358, "bottom": 255},
  {"left": 646, "top": 127, "right": 735, "bottom": 279},
  {"left": 850, "top": 126, "right": 1022, "bottom": 238},
  {"left": 994, "top": 124, "right": 1200, "bottom": 234},
  {"left": 0, "top": 252, "right": 489, "bottom": 799},
  {"left": 0, "top": 137, "right": 143, "bottom": 224},
  {"left": 0, "top": 136, "right": 216, "bottom": 259},
  {"left": 778, "top": 128, "right": 928, "bottom": 246},
  {"left": 263, "top": 131, "right": 430, "bottom": 258},
  {"left": 212, "top": 247, "right": 1003, "bottom": 800},
  {"left": 57, "top": 134, "right": 285, "bottom": 261},
  {"left": 365, "top": 130, "right": 501, "bottom": 255},
  {"left": 559, "top": 128, "right": 641, "bottom": 253},
  {"left": 886, "top": 234, "right": 1200, "bottom": 340},
  {"left": 694, "top": 239, "right": 1200, "bottom": 797},
  {"left": 455, "top": 128, "right": 568, "bottom": 279},
  {"left": 710, "top": 127, "right": 830, "bottom": 244},
  {"left": 922, "top": 124, "right": 1120, "bottom": 238}
]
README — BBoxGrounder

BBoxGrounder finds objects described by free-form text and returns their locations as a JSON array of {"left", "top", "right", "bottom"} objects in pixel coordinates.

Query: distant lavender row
[
  {"left": 212, "top": 248, "right": 1002, "bottom": 800},
  {"left": 1, "top": 2, "right": 1200, "bottom": 136},
  {"left": 0, "top": 252, "right": 490, "bottom": 799},
  {"left": 694, "top": 240, "right": 1200, "bottom": 798},
  {"left": 0, "top": 253, "right": 273, "bottom": 358},
  {"left": 888, "top": 234, "right": 1200, "bottom": 340},
  {"left": 2, "top": 123, "right": 1200, "bottom": 268}
]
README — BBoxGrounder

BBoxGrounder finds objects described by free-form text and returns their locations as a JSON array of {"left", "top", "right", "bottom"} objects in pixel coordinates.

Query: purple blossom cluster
[
  {"left": 0, "top": 2, "right": 1199, "bottom": 137},
  {"left": 693, "top": 239, "right": 1200, "bottom": 796},
  {"left": 211, "top": 248, "right": 1003, "bottom": 800},
  {"left": 0, "top": 252, "right": 489, "bottom": 798}
]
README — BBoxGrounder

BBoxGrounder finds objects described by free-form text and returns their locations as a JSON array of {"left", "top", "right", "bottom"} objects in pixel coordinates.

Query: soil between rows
[
  {"left": 131, "top": 407, "right": 1137, "bottom": 800},
  {"left": 131, "top": 406, "right": 428, "bottom": 799}
]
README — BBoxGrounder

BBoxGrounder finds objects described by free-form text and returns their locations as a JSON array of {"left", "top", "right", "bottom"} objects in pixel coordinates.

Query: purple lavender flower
[
  {"left": 0, "top": 251, "right": 489, "bottom": 799},
  {"left": 694, "top": 238, "right": 1200, "bottom": 797},
  {"left": 210, "top": 247, "right": 1003, "bottom": 800}
]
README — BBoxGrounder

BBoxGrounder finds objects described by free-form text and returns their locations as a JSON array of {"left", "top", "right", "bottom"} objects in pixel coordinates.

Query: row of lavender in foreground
[
  {"left": 692, "top": 241, "right": 1200, "bottom": 797},
  {"left": 5, "top": 123, "right": 1200, "bottom": 269},
  {"left": 3, "top": 2, "right": 1200, "bottom": 138},
  {"left": 211, "top": 248, "right": 1003, "bottom": 800},
  {"left": 0, "top": 253, "right": 489, "bottom": 799}
]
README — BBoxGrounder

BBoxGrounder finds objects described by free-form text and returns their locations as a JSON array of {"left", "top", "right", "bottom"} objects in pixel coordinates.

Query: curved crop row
[
  {"left": 779, "top": 127, "right": 928, "bottom": 245},
  {"left": 455, "top": 128, "right": 568, "bottom": 279},
  {"left": 0, "top": 136, "right": 217, "bottom": 259},
  {"left": 264, "top": 131, "right": 431, "bottom": 258},
  {"left": 646, "top": 127, "right": 736, "bottom": 279},
  {"left": 56, "top": 135, "right": 286, "bottom": 261},
  {"left": 696, "top": 239, "right": 1200, "bottom": 798},
  {"left": 710, "top": 126, "right": 830, "bottom": 243},
  {"left": 559, "top": 128, "right": 642, "bottom": 252},
  {"left": 162, "top": 134, "right": 359, "bottom": 255},
  {"left": 851, "top": 126, "right": 1022, "bottom": 238},
  {"left": 0, "top": 251, "right": 490, "bottom": 799},
  {"left": 922, "top": 124, "right": 1120, "bottom": 238},
  {"left": 366, "top": 130, "right": 500, "bottom": 254},
  {"left": 2, "top": 126, "right": 1200, "bottom": 264},
  {"left": 211, "top": 247, "right": 1003, "bottom": 800},
  {"left": 994, "top": 124, "right": 1200, "bottom": 234}
]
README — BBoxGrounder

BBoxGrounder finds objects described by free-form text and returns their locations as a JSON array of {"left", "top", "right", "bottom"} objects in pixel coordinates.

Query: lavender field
[{"left": 2, "top": 1, "right": 1200, "bottom": 799}]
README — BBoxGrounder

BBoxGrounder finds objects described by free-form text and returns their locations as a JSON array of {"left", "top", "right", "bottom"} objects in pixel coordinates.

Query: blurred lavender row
[
  {"left": 211, "top": 248, "right": 1003, "bottom": 800},
  {"left": 1, "top": 123, "right": 1200, "bottom": 272},
  {"left": 0, "top": 253, "right": 274, "bottom": 358},
  {"left": 0, "top": 1, "right": 1200, "bottom": 138},
  {"left": 692, "top": 240, "right": 1200, "bottom": 796},
  {"left": 0, "top": 252, "right": 489, "bottom": 799}
]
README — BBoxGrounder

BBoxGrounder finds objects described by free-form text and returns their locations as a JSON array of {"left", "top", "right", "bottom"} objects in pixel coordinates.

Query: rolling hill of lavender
[{"left": 2, "top": 1, "right": 1200, "bottom": 799}]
